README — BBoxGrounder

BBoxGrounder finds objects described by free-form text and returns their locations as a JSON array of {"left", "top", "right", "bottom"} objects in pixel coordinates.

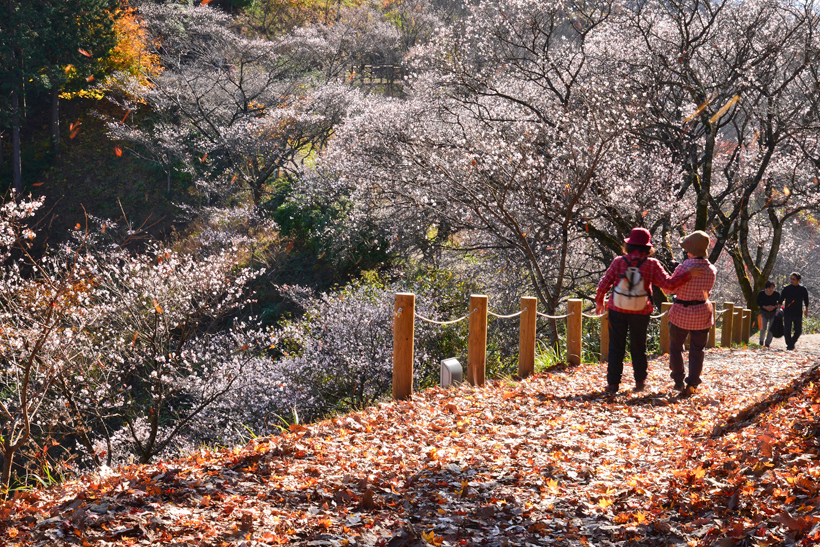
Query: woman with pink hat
[{"left": 595, "top": 228, "right": 694, "bottom": 395}]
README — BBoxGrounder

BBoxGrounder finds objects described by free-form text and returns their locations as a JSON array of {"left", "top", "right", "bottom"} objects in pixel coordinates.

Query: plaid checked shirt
[
  {"left": 667, "top": 258, "right": 717, "bottom": 331},
  {"left": 596, "top": 252, "right": 692, "bottom": 315}
]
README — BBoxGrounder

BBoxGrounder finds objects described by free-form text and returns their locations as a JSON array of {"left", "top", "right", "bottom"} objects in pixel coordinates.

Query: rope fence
[
  {"left": 536, "top": 310, "right": 574, "bottom": 319},
  {"left": 392, "top": 293, "right": 754, "bottom": 400},
  {"left": 582, "top": 312, "right": 608, "bottom": 319},
  {"left": 415, "top": 308, "right": 477, "bottom": 325},
  {"left": 488, "top": 307, "right": 527, "bottom": 319}
]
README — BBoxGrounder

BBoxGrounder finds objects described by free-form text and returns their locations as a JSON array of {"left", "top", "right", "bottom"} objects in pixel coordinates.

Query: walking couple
[
  {"left": 594, "top": 228, "right": 716, "bottom": 397},
  {"left": 757, "top": 273, "right": 810, "bottom": 350}
]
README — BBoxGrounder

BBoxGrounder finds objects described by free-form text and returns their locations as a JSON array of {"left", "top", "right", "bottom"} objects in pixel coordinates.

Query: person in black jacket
[
  {"left": 780, "top": 272, "right": 810, "bottom": 350},
  {"left": 756, "top": 281, "right": 780, "bottom": 348}
]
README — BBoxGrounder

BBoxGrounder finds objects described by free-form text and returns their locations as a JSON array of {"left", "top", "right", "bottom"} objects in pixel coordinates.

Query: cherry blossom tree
[
  {"left": 379, "top": 0, "right": 455, "bottom": 53},
  {"left": 312, "top": 0, "right": 683, "bottom": 341},
  {"left": 771, "top": 219, "right": 820, "bottom": 309},
  {"left": 105, "top": 2, "right": 364, "bottom": 204},
  {"left": 201, "top": 268, "right": 509, "bottom": 430},
  {"left": 599, "top": 0, "right": 820, "bottom": 309},
  {"left": 52, "top": 236, "right": 264, "bottom": 465},
  {"left": 244, "top": 0, "right": 449, "bottom": 54},
  {"left": 0, "top": 197, "right": 105, "bottom": 491},
  {"left": 285, "top": 5, "right": 404, "bottom": 81},
  {"left": 310, "top": 0, "right": 820, "bottom": 320},
  {"left": 0, "top": 198, "right": 269, "bottom": 483}
]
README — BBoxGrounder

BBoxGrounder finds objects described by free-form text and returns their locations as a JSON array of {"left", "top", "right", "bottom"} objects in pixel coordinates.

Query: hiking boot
[
  {"left": 633, "top": 382, "right": 646, "bottom": 393},
  {"left": 673, "top": 382, "right": 684, "bottom": 391},
  {"left": 605, "top": 384, "right": 618, "bottom": 395},
  {"left": 679, "top": 385, "right": 697, "bottom": 398}
]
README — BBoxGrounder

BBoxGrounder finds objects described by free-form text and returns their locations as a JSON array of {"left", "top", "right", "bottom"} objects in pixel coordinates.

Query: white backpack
[{"left": 612, "top": 256, "right": 649, "bottom": 310}]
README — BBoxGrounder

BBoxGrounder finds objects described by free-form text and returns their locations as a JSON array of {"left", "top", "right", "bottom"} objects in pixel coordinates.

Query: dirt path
[
  {"left": 10, "top": 342, "right": 820, "bottom": 546},
  {"left": 759, "top": 331, "right": 820, "bottom": 355}
]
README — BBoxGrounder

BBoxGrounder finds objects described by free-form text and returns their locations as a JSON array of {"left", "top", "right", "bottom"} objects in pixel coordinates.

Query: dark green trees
[{"left": 0, "top": 0, "right": 119, "bottom": 191}]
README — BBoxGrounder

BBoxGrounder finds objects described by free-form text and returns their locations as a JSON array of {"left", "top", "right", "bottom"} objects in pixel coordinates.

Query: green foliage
[
  {"left": 484, "top": 322, "right": 520, "bottom": 380},
  {"left": 21, "top": 460, "right": 66, "bottom": 492},
  {"left": 533, "top": 311, "right": 611, "bottom": 371},
  {"left": 803, "top": 316, "right": 820, "bottom": 335},
  {"left": 0, "top": 0, "right": 120, "bottom": 114},
  {"left": 228, "top": 0, "right": 256, "bottom": 9},
  {"left": 259, "top": 177, "right": 394, "bottom": 322},
  {"left": 243, "top": 0, "right": 339, "bottom": 38},
  {"left": 534, "top": 340, "right": 565, "bottom": 373},
  {"left": 646, "top": 318, "right": 661, "bottom": 356},
  {"left": 41, "top": 0, "right": 120, "bottom": 90},
  {"left": 400, "top": 264, "right": 482, "bottom": 388}
]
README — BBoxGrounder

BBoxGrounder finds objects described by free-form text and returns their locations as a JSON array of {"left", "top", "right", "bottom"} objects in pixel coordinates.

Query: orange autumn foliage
[{"left": 107, "top": 5, "right": 161, "bottom": 83}]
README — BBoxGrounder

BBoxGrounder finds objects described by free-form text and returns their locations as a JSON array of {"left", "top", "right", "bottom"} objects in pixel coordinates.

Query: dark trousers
[
  {"left": 784, "top": 315, "right": 803, "bottom": 350},
  {"left": 669, "top": 323, "right": 709, "bottom": 387},
  {"left": 607, "top": 309, "right": 650, "bottom": 387}
]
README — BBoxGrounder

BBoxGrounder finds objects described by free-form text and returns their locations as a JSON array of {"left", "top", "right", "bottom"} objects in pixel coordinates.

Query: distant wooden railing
[
  {"left": 393, "top": 294, "right": 752, "bottom": 400},
  {"left": 348, "top": 65, "right": 404, "bottom": 94}
]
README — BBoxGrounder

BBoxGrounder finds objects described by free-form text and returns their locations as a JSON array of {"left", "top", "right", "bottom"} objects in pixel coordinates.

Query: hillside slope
[{"left": 2, "top": 346, "right": 820, "bottom": 546}]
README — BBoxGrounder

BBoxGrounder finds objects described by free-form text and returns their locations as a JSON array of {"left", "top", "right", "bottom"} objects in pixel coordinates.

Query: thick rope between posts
[
  {"left": 536, "top": 310, "right": 575, "bottom": 320},
  {"left": 414, "top": 308, "right": 478, "bottom": 326},
  {"left": 488, "top": 307, "right": 527, "bottom": 319},
  {"left": 582, "top": 312, "right": 607, "bottom": 319}
]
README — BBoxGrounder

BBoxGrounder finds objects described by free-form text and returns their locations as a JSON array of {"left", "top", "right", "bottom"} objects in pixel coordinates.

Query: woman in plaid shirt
[
  {"left": 595, "top": 228, "right": 694, "bottom": 395},
  {"left": 666, "top": 231, "right": 717, "bottom": 397}
]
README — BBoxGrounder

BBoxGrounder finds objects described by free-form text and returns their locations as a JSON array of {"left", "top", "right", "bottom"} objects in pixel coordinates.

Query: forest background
[{"left": 1, "top": 0, "right": 819, "bottom": 494}]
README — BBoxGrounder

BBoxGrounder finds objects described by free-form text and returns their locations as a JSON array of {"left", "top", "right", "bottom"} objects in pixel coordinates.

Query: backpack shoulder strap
[{"left": 620, "top": 254, "right": 635, "bottom": 267}]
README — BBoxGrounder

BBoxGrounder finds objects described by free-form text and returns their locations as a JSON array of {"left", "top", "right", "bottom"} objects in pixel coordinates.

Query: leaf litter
[{"left": 2, "top": 346, "right": 820, "bottom": 546}]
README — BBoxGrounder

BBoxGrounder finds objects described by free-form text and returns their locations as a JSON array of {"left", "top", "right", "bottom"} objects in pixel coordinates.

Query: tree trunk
[
  {"left": 1, "top": 437, "right": 21, "bottom": 495},
  {"left": 51, "top": 84, "right": 60, "bottom": 154},
  {"left": 9, "top": 0, "right": 22, "bottom": 193},
  {"left": 11, "top": 87, "right": 22, "bottom": 194},
  {"left": 1, "top": 448, "right": 13, "bottom": 495},
  {"left": 728, "top": 246, "right": 752, "bottom": 310},
  {"left": 731, "top": 177, "right": 787, "bottom": 327},
  {"left": 140, "top": 395, "right": 163, "bottom": 464},
  {"left": 695, "top": 125, "right": 716, "bottom": 231},
  {"left": 548, "top": 315, "right": 558, "bottom": 348}
]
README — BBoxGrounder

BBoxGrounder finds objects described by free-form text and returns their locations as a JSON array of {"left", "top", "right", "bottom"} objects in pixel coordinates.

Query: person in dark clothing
[
  {"left": 756, "top": 281, "right": 780, "bottom": 348},
  {"left": 780, "top": 272, "right": 810, "bottom": 350}
]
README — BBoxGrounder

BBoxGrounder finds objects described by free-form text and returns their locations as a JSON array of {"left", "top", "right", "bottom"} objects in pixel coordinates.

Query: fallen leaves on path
[{"left": 2, "top": 347, "right": 820, "bottom": 546}]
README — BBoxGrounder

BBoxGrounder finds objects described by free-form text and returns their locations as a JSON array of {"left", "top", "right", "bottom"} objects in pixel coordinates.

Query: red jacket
[{"left": 596, "top": 252, "right": 691, "bottom": 314}]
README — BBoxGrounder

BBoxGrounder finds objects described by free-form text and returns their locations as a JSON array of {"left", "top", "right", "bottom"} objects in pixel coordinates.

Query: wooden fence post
[
  {"left": 708, "top": 305, "right": 716, "bottom": 348},
  {"left": 741, "top": 309, "right": 751, "bottom": 346},
  {"left": 733, "top": 306, "right": 743, "bottom": 345},
  {"left": 600, "top": 307, "right": 609, "bottom": 364},
  {"left": 659, "top": 301, "right": 673, "bottom": 354},
  {"left": 721, "top": 302, "right": 734, "bottom": 347},
  {"left": 566, "top": 299, "right": 582, "bottom": 366},
  {"left": 393, "top": 293, "right": 415, "bottom": 400},
  {"left": 518, "top": 297, "right": 538, "bottom": 378},
  {"left": 468, "top": 294, "right": 488, "bottom": 386}
]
